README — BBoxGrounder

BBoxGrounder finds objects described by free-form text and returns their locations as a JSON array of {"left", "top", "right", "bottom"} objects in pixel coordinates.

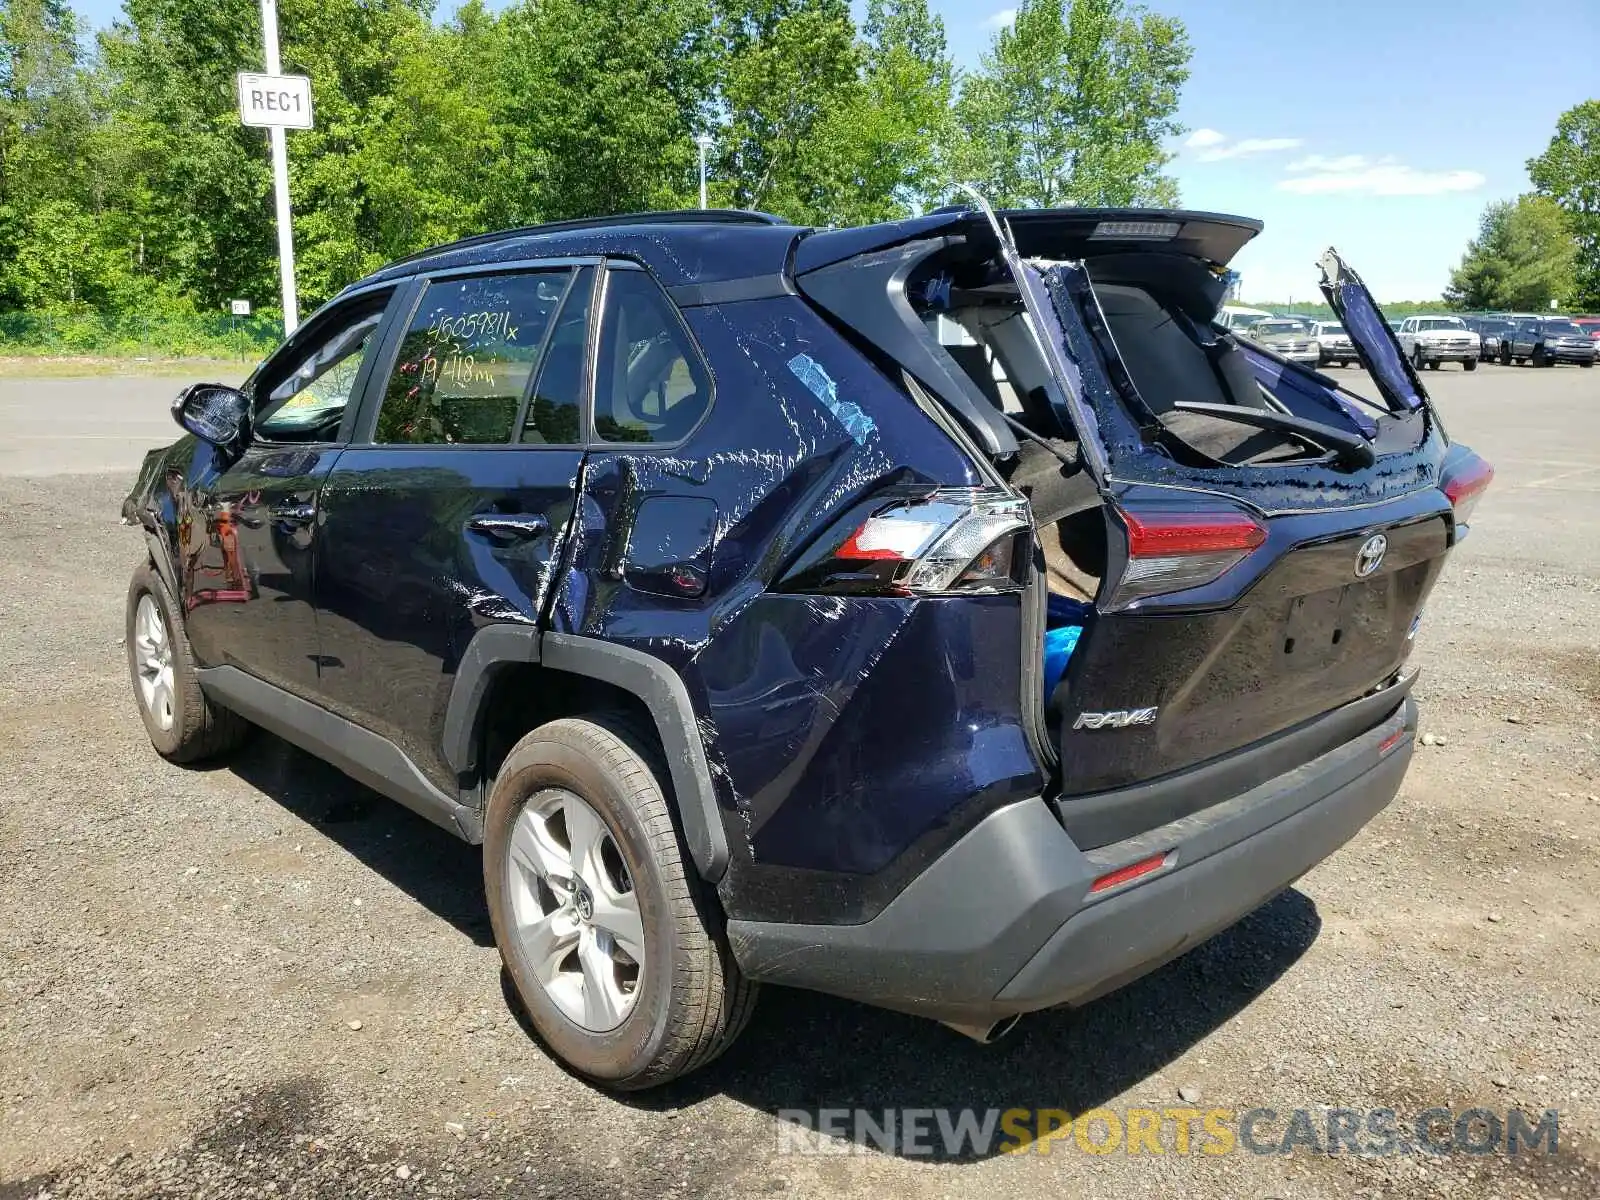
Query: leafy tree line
[
  {"left": 0, "top": 0, "right": 1191, "bottom": 323},
  {"left": 1446, "top": 99, "right": 1600, "bottom": 313}
]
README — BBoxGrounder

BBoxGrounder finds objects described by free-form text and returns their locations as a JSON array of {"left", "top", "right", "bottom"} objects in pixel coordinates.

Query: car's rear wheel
[
  {"left": 1463, "top": 358, "right": 1477, "bottom": 371},
  {"left": 125, "top": 562, "right": 251, "bottom": 762},
  {"left": 483, "top": 715, "right": 756, "bottom": 1090},
  {"left": 1412, "top": 346, "right": 1426, "bottom": 371}
]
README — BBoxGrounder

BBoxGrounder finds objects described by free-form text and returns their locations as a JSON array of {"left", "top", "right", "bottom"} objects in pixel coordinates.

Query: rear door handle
[
  {"left": 271, "top": 503, "right": 316, "bottom": 525},
  {"left": 466, "top": 513, "right": 549, "bottom": 543}
]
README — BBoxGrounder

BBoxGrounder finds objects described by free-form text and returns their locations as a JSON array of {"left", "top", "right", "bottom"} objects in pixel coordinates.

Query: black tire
[
  {"left": 1412, "top": 346, "right": 1427, "bottom": 371},
  {"left": 483, "top": 715, "right": 756, "bottom": 1090},
  {"left": 1501, "top": 346, "right": 1512, "bottom": 365},
  {"left": 1582, "top": 359, "right": 1593, "bottom": 369},
  {"left": 1463, "top": 358, "right": 1477, "bottom": 372},
  {"left": 125, "top": 561, "right": 251, "bottom": 763},
  {"left": 1533, "top": 346, "right": 1548, "bottom": 367},
  {"left": 1427, "top": 360, "right": 1440, "bottom": 370}
]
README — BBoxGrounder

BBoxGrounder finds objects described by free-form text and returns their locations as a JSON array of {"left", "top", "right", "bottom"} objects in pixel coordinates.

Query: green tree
[
  {"left": 713, "top": 0, "right": 861, "bottom": 219},
  {"left": 1444, "top": 195, "right": 1575, "bottom": 312},
  {"left": 1527, "top": 100, "right": 1600, "bottom": 311},
  {"left": 801, "top": 0, "right": 954, "bottom": 223},
  {"left": 497, "top": 0, "right": 717, "bottom": 222},
  {"left": 952, "top": 0, "right": 1189, "bottom": 208}
]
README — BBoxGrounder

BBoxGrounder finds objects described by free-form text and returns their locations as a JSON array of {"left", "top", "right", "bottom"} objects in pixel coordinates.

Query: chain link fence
[{"left": 0, "top": 310, "right": 283, "bottom": 359}]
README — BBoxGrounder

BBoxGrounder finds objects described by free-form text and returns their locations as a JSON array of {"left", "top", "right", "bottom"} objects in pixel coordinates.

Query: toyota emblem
[{"left": 1355, "top": 533, "right": 1388, "bottom": 578}]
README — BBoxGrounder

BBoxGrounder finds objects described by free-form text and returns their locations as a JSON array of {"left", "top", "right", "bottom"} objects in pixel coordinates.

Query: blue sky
[{"left": 69, "top": 0, "right": 1595, "bottom": 301}]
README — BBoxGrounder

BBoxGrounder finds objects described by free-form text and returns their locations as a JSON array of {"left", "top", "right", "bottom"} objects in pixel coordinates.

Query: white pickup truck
[{"left": 1395, "top": 314, "right": 1480, "bottom": 371}]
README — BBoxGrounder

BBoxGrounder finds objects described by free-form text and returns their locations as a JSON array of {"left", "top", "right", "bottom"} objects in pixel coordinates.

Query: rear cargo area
[{"left": 880, "top": 222, "right": 1451, "bottom": 818}]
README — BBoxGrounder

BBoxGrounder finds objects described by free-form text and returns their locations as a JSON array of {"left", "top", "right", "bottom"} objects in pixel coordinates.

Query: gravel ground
[{"left": 1, "top": 363, "right": 1597, "bottom": 1199}]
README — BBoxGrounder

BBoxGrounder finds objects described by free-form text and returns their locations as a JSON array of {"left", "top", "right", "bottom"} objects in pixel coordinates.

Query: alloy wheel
[
  {"left": 133, "top": 593, "right": 175, "bottom": 731},
  {"left": 506, "top": 788, "right": 644, "bottom": 1032}
]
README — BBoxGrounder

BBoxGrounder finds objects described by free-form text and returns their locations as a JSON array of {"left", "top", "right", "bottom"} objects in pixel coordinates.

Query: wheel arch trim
[{"left": 443, "top": 627, "right": 730, "bottom": 882}]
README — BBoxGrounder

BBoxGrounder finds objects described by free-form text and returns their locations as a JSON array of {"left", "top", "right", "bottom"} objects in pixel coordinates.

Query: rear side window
[
  {"left": 373, "top": 270, "right": 569, "bottom": 445},
  {"left": 520, "top": 266, "right": 594, "bottom": 445},
  {"left": 592, "top": 268, "right": 711, "bottom": 445}
]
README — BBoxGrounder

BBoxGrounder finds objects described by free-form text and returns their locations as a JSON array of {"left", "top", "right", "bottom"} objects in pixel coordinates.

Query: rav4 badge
[{"left": 1073, "top": 707, "right": 1159, "bottom": 730}]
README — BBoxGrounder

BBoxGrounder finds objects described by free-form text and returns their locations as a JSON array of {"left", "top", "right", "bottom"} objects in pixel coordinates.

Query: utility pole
[
  {"left": 260, "top": 0, "right": 299, "bottom": 334},
  {"left": 695, "top": 134, "right": 714, "bottom": 210}
]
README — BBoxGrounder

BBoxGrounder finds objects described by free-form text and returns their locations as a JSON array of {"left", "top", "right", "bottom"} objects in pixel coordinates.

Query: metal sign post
[{"left": 237, "top": 0, "right": 312, "bottom": 336}]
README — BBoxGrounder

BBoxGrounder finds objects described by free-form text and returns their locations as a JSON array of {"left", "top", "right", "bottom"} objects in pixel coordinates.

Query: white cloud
[
  {"left": 1185, "top": 127, "right": 1227, "bottom": 150},
  {"left": 1180, "top": 130, "right": 1304, "bottom": 162},
  {"left": 986, "top": 7, "right": 1017, "bottom": 28},
  {"left": 1277, "top": 158, "right": 1487, "bottom": 197},
  {"left": 1196, "top": 136, "right": 1304, "bottom": 162},
  {"left": 1287, "top": 153, "right": 1370, "bottom": 173}
]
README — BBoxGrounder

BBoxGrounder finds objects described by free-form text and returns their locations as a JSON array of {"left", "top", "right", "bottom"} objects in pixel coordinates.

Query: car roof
[
  {"left": 354, "top": 209, "right": 806, "bottom": 294},
  {"left": 343, "top": 205, "right": 1265, "bottom": 297}
]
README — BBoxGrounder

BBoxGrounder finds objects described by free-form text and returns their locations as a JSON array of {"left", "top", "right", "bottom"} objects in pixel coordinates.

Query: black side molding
[
  {"left": 539, "top": 634, "right": 730, "bottom": 882},
  {"left": 439, "top": 628, "right": 731, "bottom": 882},
  {"left": 196, "top": 666, "right": 483, "bottom": 843},
  {"left": 441, "top": 622, "right": 542, "bottom": 781}
]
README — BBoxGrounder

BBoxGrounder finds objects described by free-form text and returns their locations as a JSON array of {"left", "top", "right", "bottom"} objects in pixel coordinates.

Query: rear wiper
[{"left": 1171, "top": 401, "right": 1376, "bottom": 469}]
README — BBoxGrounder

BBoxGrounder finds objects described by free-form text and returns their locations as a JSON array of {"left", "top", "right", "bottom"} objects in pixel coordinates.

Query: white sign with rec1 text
[{"left": 237, "top": 72, "right": 313, "bottom": 129}]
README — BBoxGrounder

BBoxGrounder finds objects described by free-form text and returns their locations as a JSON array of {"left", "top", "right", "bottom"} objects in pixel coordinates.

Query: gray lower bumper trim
[{"left": 729, "top": 699, "right": 1414, "bottom": 1024}]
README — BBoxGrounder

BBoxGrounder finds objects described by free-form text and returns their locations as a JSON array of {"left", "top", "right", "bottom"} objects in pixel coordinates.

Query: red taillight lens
[
  {"left": 1109, "top": 508, "right": 1267, "bottom": 609},
  {"left": 1123, "top": 510, "right": 1268, "bottom": 557},
  {"left": 1441, "top": 453, "right": 1494, "bottom": 529}
]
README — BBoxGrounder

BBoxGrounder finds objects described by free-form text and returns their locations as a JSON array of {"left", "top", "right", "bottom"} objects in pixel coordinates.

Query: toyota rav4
[{"left": 123, "top": 204, "right": 1492, "bottom": 1090}]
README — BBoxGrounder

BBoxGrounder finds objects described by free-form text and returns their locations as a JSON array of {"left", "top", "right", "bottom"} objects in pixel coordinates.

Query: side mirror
[{"left": 172, "top": 383, "right": 250, "bottom": 448}]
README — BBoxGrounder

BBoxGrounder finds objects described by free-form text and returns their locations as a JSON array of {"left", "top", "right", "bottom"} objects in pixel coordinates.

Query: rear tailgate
[{"left": 1010, "top": 237, "right": 1474, "bottom": 811}]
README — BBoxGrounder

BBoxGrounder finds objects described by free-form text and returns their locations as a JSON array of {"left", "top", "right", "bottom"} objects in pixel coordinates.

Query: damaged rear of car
[
  {"left": 731, "top": 204, "right": 1492, "bottom": 1035},
  {"left": 120, "top": 199, "right": 1491, "bottom": 1084}
]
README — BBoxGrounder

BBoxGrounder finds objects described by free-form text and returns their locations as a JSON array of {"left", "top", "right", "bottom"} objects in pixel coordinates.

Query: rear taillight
[
  {"left": 785, "top": 488, "right": 1030, "bottom": 596},
  {"left": 1108, "top": 508, "right": 1267, "bottom": 609},
  {"left": 1441, "top": 453, "right": 1494, "bottom": 530}
]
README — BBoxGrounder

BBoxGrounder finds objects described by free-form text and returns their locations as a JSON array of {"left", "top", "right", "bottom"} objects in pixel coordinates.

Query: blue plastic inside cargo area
[{"left": 1044, "top": 594, "right": 1090, "bottom": 701}]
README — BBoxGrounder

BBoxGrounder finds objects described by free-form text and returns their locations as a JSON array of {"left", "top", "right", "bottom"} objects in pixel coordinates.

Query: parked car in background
[
  {"left": 1572, "top": 316, "right": 1600, "bottom": 352},
  {"left": 119, "top": 206, "right": 1491, "bottom": 1089},
  {"left": 1502, "top": 316, "right": 1598, "bottom": 367},
  {"left": 1386, "top": 318, "right": 1404, "bottom": 333},
  {"left": 1217, "top": 303, "right": 1272, "bottom": 333},
  {"left": 1468, "top": 317, "right": 1514, "bottom": 363},
  {"left": 1243, "top": 316, "right": 1322, "bottom": 364},
  {"left": 1311, "top": 320, "right": 1356, "bottom": 367},
  {"left": 1396, "top": 315, "right": 1480, "bottom": 371}
]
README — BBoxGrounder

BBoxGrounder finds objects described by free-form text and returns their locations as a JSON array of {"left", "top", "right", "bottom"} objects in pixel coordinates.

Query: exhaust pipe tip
[{"left": 940, "top": 1014, "right": 1022, "bottom": 1045}]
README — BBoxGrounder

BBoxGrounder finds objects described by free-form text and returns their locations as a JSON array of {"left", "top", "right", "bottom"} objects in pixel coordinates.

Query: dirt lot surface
[{"left": 2, "top": 363, "right": 1597, "bottom": 1199}]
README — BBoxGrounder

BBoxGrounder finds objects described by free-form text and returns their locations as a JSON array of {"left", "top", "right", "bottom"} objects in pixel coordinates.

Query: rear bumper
[{"left": 729, "top": 695, "right": 1415, "bottom": 1024}]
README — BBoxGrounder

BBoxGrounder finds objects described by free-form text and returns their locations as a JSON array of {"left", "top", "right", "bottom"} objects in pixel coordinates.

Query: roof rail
[{"left": 387, "top": 209, "right": 791, "bottom": 269}]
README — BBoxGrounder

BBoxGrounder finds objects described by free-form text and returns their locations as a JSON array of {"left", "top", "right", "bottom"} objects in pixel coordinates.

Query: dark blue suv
[{"left": 123, "top": 206, "right": 1492, "bottom": 1089}]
